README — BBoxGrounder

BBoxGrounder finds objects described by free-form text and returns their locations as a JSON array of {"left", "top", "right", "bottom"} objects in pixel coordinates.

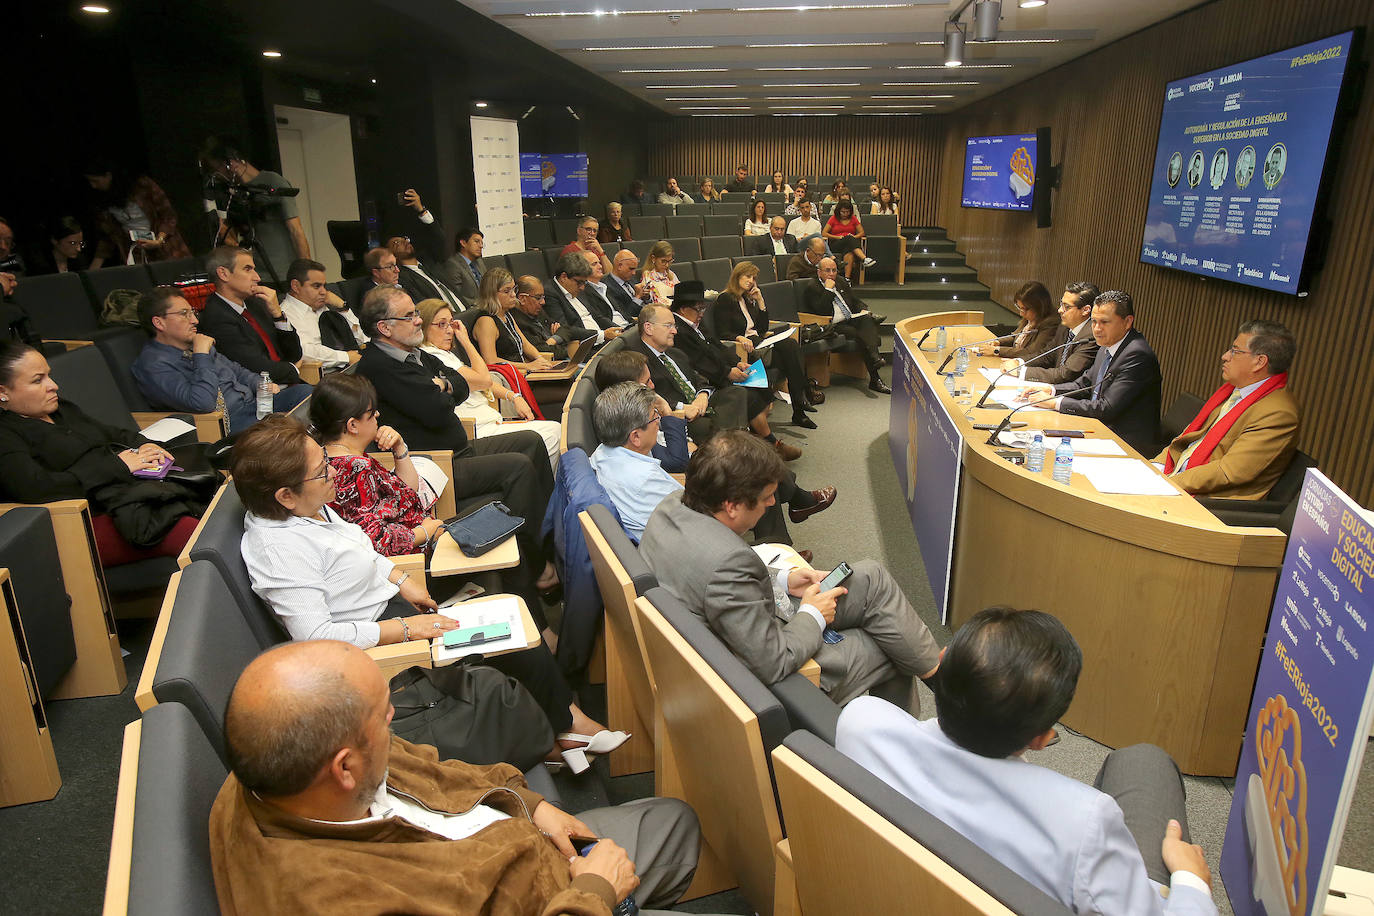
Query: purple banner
[
  {"left": 1221, "top": 469, "right": 1374, "bottom": 915},
  {"left": 889, "top": 335, "right": 963, "bottom": 622}
]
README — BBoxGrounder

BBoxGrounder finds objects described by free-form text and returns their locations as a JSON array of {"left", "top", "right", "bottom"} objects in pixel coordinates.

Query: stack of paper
[
  {"left": 139, "top": 417, "right": 197, "bottom": 442},
  {"left": 1071, "top": 457, "right": 1181, "bottom": 496},
  {"left": 433, "top": 596, "right": 525, "bottom": 662}
]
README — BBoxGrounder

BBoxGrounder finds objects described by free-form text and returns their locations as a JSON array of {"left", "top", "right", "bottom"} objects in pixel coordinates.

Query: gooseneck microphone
[
  {"left": 971, "top": 337, "right": 1080, "bottom": 410},
  {"left": 984, "top": 384, "right": 1092, "bottom": 445},
  {"left": 936, "top": 335, "right": 1004, "bottom": 374}
]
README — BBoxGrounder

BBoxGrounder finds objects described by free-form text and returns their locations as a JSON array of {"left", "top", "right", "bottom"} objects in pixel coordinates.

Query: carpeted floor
[{"left": 2, "top": 297, "right": 1370, "bottom": 915}]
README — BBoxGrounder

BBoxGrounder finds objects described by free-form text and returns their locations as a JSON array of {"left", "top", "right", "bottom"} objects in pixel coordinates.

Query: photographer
[{"left": 199, "top": 137, "right": 310, "bottom": 284}]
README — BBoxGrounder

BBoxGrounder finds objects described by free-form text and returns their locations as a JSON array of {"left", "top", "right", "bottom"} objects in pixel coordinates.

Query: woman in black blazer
[
  {"left": 974, "top": 280, "right": 1065, "bottom": 366},
  {"left": 711, "top": 261, "right": 817, "bottom": 428}
]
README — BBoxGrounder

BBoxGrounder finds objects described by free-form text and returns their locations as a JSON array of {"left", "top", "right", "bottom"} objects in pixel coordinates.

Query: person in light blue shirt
[
  {"left": 837, "top": 606, "right": 1217, "bottom": 916},
  {"left": 588, "top": 381, "right": 683, "bottom": 542},
  {"left": 131, "top": 288, "right": 310, "bottom": 434}
]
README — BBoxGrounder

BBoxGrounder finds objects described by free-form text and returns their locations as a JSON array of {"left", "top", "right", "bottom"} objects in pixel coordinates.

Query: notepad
[
  {"left": 432, "top": 596, "right": 525, "bottom": 662},
  {"left": 1072, "top": 457, "right": 1181, "bottom": 496},
  {"left": 139, "top": 417, "right": 197, "bottom": 442}
]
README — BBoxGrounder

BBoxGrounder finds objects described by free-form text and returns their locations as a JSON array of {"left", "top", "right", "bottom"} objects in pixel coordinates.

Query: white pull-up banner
[{"left": 469, "top": 116, "right": 524, "bottom": 256}]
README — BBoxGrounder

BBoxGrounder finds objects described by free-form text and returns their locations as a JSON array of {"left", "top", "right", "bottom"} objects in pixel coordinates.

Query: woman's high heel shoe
[{"left": 556, "top": 729, "right": 631, "bottom": 774}]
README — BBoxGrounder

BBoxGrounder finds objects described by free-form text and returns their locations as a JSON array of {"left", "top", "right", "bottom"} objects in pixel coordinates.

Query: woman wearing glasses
[
  {"left": 234, "top": 412, "right": 628, "bottom": 774},
  {"left": 417, "top": 298, "right": 560, "bottom": 466},
  {"left": 32, "top": 216, "right": 93, "bottom": 274},
  {"left": 472, "top": 268, "right": 555, "bottom": 372},
  {"left": 971, "top": 280, "right": 1063, "bottom": 363},
  {"left": 641, "top": 240, "right": 679, "bottom": 306}
]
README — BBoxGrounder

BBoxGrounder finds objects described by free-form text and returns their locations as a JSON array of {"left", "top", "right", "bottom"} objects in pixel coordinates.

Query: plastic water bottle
[
  {"left": 955, "top": 346, "right": 970, "bottom": 375},
  {"left": 1052, "top": 437, "right": 1074, "bottom": 484},
  {"left": 1025, "top": 434, "right": 1045, "bottom": 472},
  {"left": 935, "top": 325, "right": 947, "bottom": 350},
  {"left": 256, "top": 372, "right": 273, "bottom": 419},
  {"left": 945, "top": 372, "right": 956, "bottom": 396}
]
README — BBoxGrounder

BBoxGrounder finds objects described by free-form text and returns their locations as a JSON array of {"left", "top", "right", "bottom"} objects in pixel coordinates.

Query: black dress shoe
[
  {"left": 868, "top": 375, "right": 892, "bottom": 395},
  {"left": 789, "top": 486, "right": 838, "bottom": 524},
  {"left": 792, "top": 413, "right": 818, "bottom": 429},
  {"left": 873, "top": 313, "right": 889, "bottom": 325},
  {"left": 802, "top": 403, "right": 818, "bottom": 413}
]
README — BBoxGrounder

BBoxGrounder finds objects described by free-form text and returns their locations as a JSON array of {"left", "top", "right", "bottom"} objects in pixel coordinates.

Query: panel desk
[{"left": 891, "top": 313, "right": 1288, "bottom": 776}]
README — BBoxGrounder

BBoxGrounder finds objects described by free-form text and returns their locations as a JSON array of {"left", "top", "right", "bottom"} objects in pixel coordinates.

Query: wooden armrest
[
  {"left": 365, "top": 640, "right": 432, "bottom": 679},
  {"left": 298, "top": 359, "right": 323, "bottom": 386},
  {"left": 373, "top": 450, "right": 457, "bottom": 519},
  {"left": 48, "top": 338, "right": 94, "bottom": 349},
  {"left": 132, "top": 410, "right": 225, "bottom": 443},
  {"left": 797, "top": 312, "right": 831, "bottom": 326},
  {"left": 392, "top": 553, "right": 426, "bottom": 578},
  {"left": 670, "top": 473, "right": 686, "bottom": 485},
  {"left": 799, "top": 657, "right": 821, "bottom": 687},
  {"left": 460, "top": 416, "right": 476, "bottom": 439}
]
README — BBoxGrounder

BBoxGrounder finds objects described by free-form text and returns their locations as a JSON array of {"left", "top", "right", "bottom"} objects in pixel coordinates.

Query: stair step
[
  {"left": 904, "top": 227, "right": 948, "bottom": 240},
  {"left": 903, "top": 264, "right": 978, "bottom": 280},
  {"left": 907, "top": 251, "right": 966, "bottom": 267},
  {"left": 906, "top": 239, "right": 958, "bottom": 254}
]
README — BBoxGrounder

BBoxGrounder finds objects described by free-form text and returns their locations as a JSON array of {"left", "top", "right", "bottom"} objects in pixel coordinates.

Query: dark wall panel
[{"left": 933, "top": 0, "right": 1374, "bottom": 504}]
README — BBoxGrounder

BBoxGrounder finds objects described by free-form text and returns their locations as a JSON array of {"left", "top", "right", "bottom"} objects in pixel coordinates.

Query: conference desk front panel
[{"left": 891, "top": 314, "right": 1288, "bottom": 776}]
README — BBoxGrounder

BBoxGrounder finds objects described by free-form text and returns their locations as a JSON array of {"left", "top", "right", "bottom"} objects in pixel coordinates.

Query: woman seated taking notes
[{"left": 233, "top": 414, "right": 627, "bottom": 773}]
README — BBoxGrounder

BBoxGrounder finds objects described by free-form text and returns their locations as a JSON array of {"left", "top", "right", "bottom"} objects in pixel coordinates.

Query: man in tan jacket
[
  {"left": 1156, "top": 319, "right": 1299, "bottom": 500},
  {"left": 210, "top": 640, "right": 704, "bottom": 916}
]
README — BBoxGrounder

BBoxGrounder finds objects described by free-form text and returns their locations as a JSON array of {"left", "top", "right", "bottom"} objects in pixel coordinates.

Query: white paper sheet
[
  {"left": 755, "top": 326, "right": 799, "bottom": 350},
  {"left": 433, "top": 596, "right": 525, "bottom": 662},
  {"left": 1061, "top": 437, "right": 1127, "bottom": 457},
  {"left": 139, "top": 417, "right": 197, "bottom": 442},
  {"left": 1072, "top": 456, "right": 1181, "bottom": 496},
  {"left": 977, "top": 367, "right": 1038, "bottom": 391}
]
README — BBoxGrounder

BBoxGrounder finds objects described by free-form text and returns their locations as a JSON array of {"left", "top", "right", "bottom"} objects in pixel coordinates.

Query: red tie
[{"left": 240, "top": 307, "right": 281, "bottom": 361}]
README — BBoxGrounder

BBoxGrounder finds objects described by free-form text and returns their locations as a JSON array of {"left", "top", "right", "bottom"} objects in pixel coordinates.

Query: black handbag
[
  {"left": 388, "top": 663, "right": 554, "bottom": 772},
  {"left": 798, "top": 323, "right": 835, "bottom": 346},
  {"left": 442, "top": 500, "right": 523, "bottom": 556}
]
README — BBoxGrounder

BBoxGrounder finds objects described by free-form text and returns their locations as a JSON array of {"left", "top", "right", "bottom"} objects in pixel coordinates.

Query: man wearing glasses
[
  {"left": 198, "top": 245, "right": 304, "bottom": 385},
  {"left": 1154, "top": 320, "right": 1299, "bottom": 499},
  {"left": 545, "top": 253, "right": 623, "bottom": 346},
  {"left": 131, "top": 287, "right": 310, "bottom": 433},
  {"left": 588, "top": 382, "right": 679, "bottom": 542},
  {"left": 511, "top": 275, "right": 595, "bottom": 360},
  {"left": 560, "top": 216, "right": 613, "bottom": 277},
  {"left": 386, "top": 189, "right": 468, "bottom": 311},
  {"left": 347, "top": 246, "right": 404, "bottom": 313}
]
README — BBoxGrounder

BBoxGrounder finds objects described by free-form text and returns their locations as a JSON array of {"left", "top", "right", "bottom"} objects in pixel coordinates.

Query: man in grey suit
[
  {"left": 1002, "top": 281, "right": 1100, "bottom": 385},
  {"left": 640, "top": 431, "right": 940, "bottom": 712},
  {"left": 838, "top": 607, "right": 1216, "bottom": 915},
  {"left": 441, "top": 227, "right": 486, "bottom": 307}
]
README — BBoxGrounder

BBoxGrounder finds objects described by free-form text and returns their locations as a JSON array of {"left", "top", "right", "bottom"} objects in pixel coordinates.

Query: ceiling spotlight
[
  {"left": 1019, "top": 0, "right": 1047, "bottom": 7},
  {"left": 973, "top": 0, "right": 1001, "bottom": 41},
  {"left": 475, "top": 101, "right": 489, "bottom": 108},
  {"left": 80, "top": 4, "right": 110, "bottom": 12},
  {"left": 262, "top": 49, "right": 282, "bottom": 58},
  {"left": 943, "top": 22, "right": 965, "bottom": 67},
  {"left": 370, "top": 78, "right": 378, "bottom": 84}
]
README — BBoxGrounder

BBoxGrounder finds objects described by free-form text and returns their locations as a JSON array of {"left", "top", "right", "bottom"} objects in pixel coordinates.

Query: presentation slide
[
  {"left": 961, "top": 133, "right": 1037, "bottom": 211},
  {"left": 519, "top": 153, "right": 589, "bottom": 198},
  {"left": 1138, "top": 31, "right": 1355, "bottom": 295}
]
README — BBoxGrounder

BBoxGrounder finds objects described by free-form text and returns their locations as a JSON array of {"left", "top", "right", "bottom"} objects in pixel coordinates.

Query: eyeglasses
[
  {"left": 431, "top": 319, "right": 453, "bottom": 329},
  {"left": 1226, "top": 346, "right": 1254, "bottom": 357},
  {"left": 60, "top": 238, "right": 86, "bottom": 249},
  {"left": 499, "top": 284, "right": 517, "bottom": 294},
  {"left": 638, "top": 408, "right": 663, "bottom": 429},
  {"left": 645, "top": 320, "right": 675, "bottom": 328},
  {"left": 375, "top": 262, "right": 400, "bottom": 272},
  {"left": 519, "top": 292, "right": 546, "bottom": 302},
  {"left": 164, "top": 308, "right": 196, "bottom": 319},
  {"left": 381, "top": 311, "right": 421, "bottom": 323},
  {"left": 300, "top": 462, "right": 334, "bottom": 484}
]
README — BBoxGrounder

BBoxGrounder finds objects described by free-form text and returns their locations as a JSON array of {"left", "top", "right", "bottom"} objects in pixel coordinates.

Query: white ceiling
[{"left": 459, "top": 0, "right": 1208, "bottom": 117}]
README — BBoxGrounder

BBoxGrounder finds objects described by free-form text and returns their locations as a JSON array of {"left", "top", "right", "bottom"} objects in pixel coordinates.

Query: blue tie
[
  {"left": 1092, "top": 349, "right": 1114, "bottom": 399},
  {"left": 469, "top": 259, "right": 482, "bottom": 284}
]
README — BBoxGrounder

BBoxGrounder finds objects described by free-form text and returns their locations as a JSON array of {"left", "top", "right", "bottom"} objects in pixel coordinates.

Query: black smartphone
[
  {"left": 570, "top": 835, "right": 600, "bottom": 856},
  {"left": 396, "top": 192, "right": 408, "bottom": 205},
  {"left": 818, "top": 562, "right": 853, "bottom": 592},
  {"left": 1039, "top": 429, "right": 1086, "bottom": 438},
  {"left": 972, "top": 422, "right": 1026, "bottom": 431}
]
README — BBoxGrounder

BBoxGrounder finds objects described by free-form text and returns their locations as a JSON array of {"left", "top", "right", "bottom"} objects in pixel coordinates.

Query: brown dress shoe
[
  {"left": 789, "top": 486, "right": 838, "bottom": 523},
  {"left": 796, "top": 549, "right": 814, "bottom": 564},
  {"left": 774, "top": 439, "right": 802, "bottom": 461}
]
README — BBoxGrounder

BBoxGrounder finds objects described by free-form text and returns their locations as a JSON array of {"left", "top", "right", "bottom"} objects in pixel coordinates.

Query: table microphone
[
  {"left": 971, "top": 338, "right": 1080, "bottom": 410},
  {"left": 936, "top": 335, "right": 1004, "bottom": 374},
  {"left": 984, "top": 384, "right": 1091, "bottom": 444}
]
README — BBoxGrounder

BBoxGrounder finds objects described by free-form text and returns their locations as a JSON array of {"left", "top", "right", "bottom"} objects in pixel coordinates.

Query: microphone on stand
[
  {"left": 971, "top": 338, "right": 1081, "bottom": 410},
  {"left": 936, "top": 335, "right": 1004, "bottom": 374},
  {"left": 984, "top": 384, "right": 1092, "bottom": 445}
]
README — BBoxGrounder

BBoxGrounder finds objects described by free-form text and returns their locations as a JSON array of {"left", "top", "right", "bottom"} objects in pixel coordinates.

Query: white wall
[{"left": 274, "top": 106, "right": 360, "bottom": 279}]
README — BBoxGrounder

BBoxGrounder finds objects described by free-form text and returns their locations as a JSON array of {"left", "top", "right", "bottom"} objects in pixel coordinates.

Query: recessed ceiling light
[
  {"left": 863, "top": 103, "right": 936, "bottom": 108},
  {"left": 663, "top": 96, "right": 749, "bottom": 101},
  {"left": 525, "top": 7, "right": 698, "bottom": 15},
  {"left": 896, "top": 63, "right": 1012, "bottom": 69},
  {"left": 765, "top": 95, "right": 852, "bottom": 100},
  {"left": 646, "top": 84, "right": 739, "bottom": 89},
  {"left": 475, "top": 101, "right": 489, "bottom": 108},
  {"left": 690, "top": 113, "right": 752, "bottom": 117},
  {"left": 621, "top": 67, "right": 728, "bottom": 73},
  {"left": 1019, "top": 0, "right": 1047, "bottom": 7},
  {"left": 762, "top": 82, "right": 861, "bottom": 88},
  {"left": 679, "top": 105, "right": 751, "bottom": 110},
  {"left": 755, "top": 66, "right": 871, "bottom": 71},
  {"left": 856, "top": 111, "right": 921, "bottom": 116},
  {"left": 262, "top": 49, "right": 283, "bottom": 58},
  {"left": 883, "top": 81, "right": 978, "bottom": 86},
  {"left": 871, "top": 94, "right": 954, "bottom": 99},
  {"left": 748, "top": 41, "right": 887, "bottom": 48},
  {"left": 772, "top": 112, "right": 841, "bottom": 117},
  {"left": 585, "top": 44, "right": 713, "bottom": 51},
  {"left": 768, "top": 104, "right": 845, "bottom": 109},
  {"left": 917, "top": 37, "right": 1059, "bottom": 44},
  {"left": 370, "top": 78, "right": 378, "bottom": 84},
  {"left": 740, "top": 3, "right": 916, "bottom": 10},
  {"left": 80, "top": 4, "right": 110, "bottom": 12}
]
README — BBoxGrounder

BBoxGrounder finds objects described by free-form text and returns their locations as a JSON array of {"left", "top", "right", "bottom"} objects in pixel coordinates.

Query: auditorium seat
[
  {"left": 563, "top": 407, "right": 598, "bottom": 456},
  {"left": 711, "top": 200, "right": 748, "bottom": 216},
  {"left": 628, "top": 215, "right": 667, "bottom": 241},
  {"left": 703, "top": 215, "right": 741, "bottom": 237},
  {"left": 664, "top": 215, "right": 702, "bottom": 238},
  {"left": 695, "top": 258, "right": 732, "bottom": 292},
  {"left": 479, "top": 254, "right": 511, "bottom": 275},
  {"left": 640, "top": 203, "right": 676, "bottom": 217},
  {"left": 623, "top": 240, "right": 654, "bottom": 262},
  {"left": 775, "top": 254, "right": 795, "bottom": 284},
  {"left": 0, "top": 508, "right": 76, "bottom": 697},
  {"left": 83, "top": 264, "right": 155, "bottom": 307},
  {"left": 675, "top": 203, "right": 713, "bottom": 217},
  {"left": 326, "top": 220, "right": 369, "bottom": 279},
  {"left": 1198, "top": 449, "right": 1317, "bottom": 534},
  {"left": 552, "top": 218, "right": 582, "bottom": 242},
  {"left": 522, "top": 218, "right": 557, "bottom": 250},
  {"left": 759, "top": 281, "right": 799, "bottom": 322},
  {"left": 602, "top": 242, "right": 620, "bottom": 258},
  {"left": 12, "top": 271, "right": 101, "bottom": 340},
  {"left": 864, "top": 214, "right": 899, "bottom": 237},
  {"left": 147, "top": 257, "right": 206, "bottom": 286},
  {"left": 772, "top": 731, "right": 1069, "bottom": 916},
  {"left": 736, "top": 257, "right": 776, "bottom": 283},
  {"left": 93, "top": 327, "right": 225, "bottom": 442},
  {"left": 665, "top": 238, "right": 701, "bottom": 261},
  {"left": 1159, "top": 392, "right": 1206, "bottom": 446},
  {"left": 756, "top": 193, "right": 786, "bottom": 206},
  {"left": 105, "top": 701, "right": 225, "bottom": 916},
  {"left": 541, "top": 246, "right": 566, "bottom": 276},
  {"left": 672, "top": 262, "right": 697, "bottom": 282},
  {"left": 701, "top": 235, "right": 744, "bottom": 260},
  {"left": 506, "top": 249, "right": 546, "bottom": 281}
]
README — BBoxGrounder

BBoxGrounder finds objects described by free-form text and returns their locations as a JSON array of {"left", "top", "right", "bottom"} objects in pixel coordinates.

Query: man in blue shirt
[
  {"left": 837, "top": 607, "right": 1216, "bottom": 915},
  {"left": 588, "top": 381, "right": 684, "bottom": 542},
  {"left": 131, "top": 288, "right": 310, "bottom": 434}
]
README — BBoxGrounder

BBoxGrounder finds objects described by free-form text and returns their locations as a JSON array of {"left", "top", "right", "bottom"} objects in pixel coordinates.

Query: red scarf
[{"left": 1164, "top": 372, "right": 1287, "bottom": 473}]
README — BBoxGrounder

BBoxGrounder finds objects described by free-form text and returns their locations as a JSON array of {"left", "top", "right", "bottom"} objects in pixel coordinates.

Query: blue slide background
[
  {"left": 519, "top": 153, "right": 589, "bottom": 198},
  {"left": 961, "top": 134, "right": 1038, "bottom": 211},
  {"left": 1138, "top": 31, "right": 1353, "bottom": 295}
]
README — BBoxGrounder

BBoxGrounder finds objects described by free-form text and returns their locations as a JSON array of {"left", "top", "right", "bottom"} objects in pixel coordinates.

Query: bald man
[
  {"left": 511, "top": 274, "right": 596, "bottom": 360},
  {"left": 606, "top": 249, "right": 651, "bottom": 319},
  {"left": 786, "top": 236, "right": 827, "bottom": 281},
  {"left": 210, "top": 641, "right": 705, "bottom": 916}
]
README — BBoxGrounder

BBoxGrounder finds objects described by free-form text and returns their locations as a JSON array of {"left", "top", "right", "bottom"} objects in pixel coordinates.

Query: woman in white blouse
[
  {"left": 416, "top": 298, "right": 560, "bottom": 467},
  {"left": 765, "top": 170, "right": 793, "bottom": 200},
  {"left": 642, "top": 240, "right": 679, "bottom": 305},
  {"left": 233, "top": 415, "right": 629, "bottom": 773},
  {"left": 744, "top": 198, "right": 771, "bottom": 236}
]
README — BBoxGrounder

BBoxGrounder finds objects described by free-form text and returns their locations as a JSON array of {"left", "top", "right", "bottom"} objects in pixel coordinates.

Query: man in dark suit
[
  {"left": 631, "top": 302, "right": 747, "bottom": 444},
  {"left": 746, "top": 217, "right": 798, "bottom": 259},
  {"left": 545, "top": 252, "right": 625, "bottom": 347},
  {"left": 343, "top": 247, "right": 403, "bottom": 314},
  {"left": 440, "top": 227, "right": 486, "bottom": 307},
  {"left": 512, "top": 275, "right": 595, "bottom": 359},
  {"left": 1004, "top": 282, "right": 1101, "bottom": 386},
  {"left": 386, "top": 189, "right": 467, "bottom": 312},
  {"left": 197, "top": 245, "right": 304, "bottom": 384},
  {"left": 802, "top": 257, "right": 890, "bottom": 394},
  {"left": 576, "top": 250, "right": 632, "bottom": 332},
  {"left": 786, "top": 237, "right": 827, "bottom": 281},
  {"left": 605, "top": 249, "right": 650, "bottom": 319},
  {"left": 1021, "top": 290, "right": 1162, "bottom": 455}
]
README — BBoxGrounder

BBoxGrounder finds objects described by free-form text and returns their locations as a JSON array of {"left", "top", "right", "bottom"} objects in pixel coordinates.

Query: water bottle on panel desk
[
  {"left": 936, "top": 325, "right": 947, "bottom": 351},
  {"left": 945, "top": 372, "right": 956, "bottom": 396},
  {"left": 1052, "top": 437, "right": 1074, "bottom": 484},
  {"left": 955, "top": 346, "right": 969, "bottom": 375},
  {"left": 257, "top": 372, "right": 273, "bottom": 419},
  {"left": 1026, "top": 434, "right": 1045, "bottom": 473}
]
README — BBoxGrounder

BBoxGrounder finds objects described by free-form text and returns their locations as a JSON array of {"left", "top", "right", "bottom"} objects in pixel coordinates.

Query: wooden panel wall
[
  {"left": 934, "top": 0, "right": 1374, "bottom": 505},
  {"left": 646, "top": 118, "right": 943, "bottom": 225}
]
